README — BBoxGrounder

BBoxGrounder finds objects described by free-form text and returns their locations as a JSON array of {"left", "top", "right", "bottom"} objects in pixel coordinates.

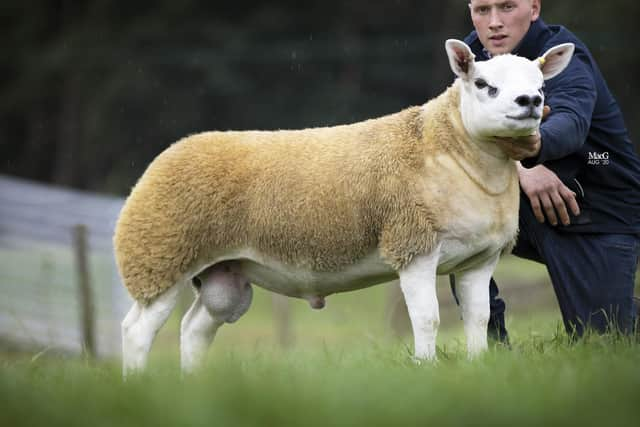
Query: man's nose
[{"left": 489, "top": 9, "right": 503, "bottom": 29}]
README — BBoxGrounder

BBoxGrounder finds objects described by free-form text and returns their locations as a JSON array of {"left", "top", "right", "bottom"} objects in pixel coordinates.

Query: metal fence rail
[{"left": 0, "top": 174, "right": 131, "bottom": 357}]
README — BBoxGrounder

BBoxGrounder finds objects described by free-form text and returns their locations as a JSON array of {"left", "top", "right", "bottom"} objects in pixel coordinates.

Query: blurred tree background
[{"left": 1, "top": 0, "right": 638, "bottom": 195}]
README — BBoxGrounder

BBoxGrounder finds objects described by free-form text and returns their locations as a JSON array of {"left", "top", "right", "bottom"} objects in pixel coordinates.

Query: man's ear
[
  {"left": 445, "top": 39, "right": 475, "bottom": 80},
  {"left": 537, "top": 43, "right": 575, "bottom": 80}
]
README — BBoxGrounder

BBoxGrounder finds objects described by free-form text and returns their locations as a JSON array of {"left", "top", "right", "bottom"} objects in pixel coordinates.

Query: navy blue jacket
[{"left": 464, "top": 19, "right": 640, "bottom": 235}]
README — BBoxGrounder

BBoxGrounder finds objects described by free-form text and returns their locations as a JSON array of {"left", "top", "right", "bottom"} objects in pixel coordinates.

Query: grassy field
[
  {"left": 2, "top": 313, "right": 638, "bottom": 427},
  {"left": 1, "top": 250, "right": 639, "bottom": 426}
]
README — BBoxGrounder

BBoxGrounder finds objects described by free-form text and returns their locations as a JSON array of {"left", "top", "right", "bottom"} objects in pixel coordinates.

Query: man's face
[{"left": 469, "top": 0, "right": 541, "bottom": 56}]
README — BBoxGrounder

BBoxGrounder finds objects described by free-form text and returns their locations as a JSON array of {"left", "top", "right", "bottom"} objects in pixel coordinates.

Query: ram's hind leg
[
  {"left": 180, "top": 262, "right": 253, "bottom": 373},
  {"left": 122, "top": 284, "right": 181, "bottom": 377},
  {"left": 180, "top": 294, "right": 222, "bottom": 373}
]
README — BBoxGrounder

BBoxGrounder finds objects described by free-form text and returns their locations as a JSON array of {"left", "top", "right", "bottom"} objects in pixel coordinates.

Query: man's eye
[
  {"left": 502, "top": 3, "right": 515, "bottom": 11},
  {"left": 475, "top": 79, "right": 488, "bottom": 89},
  {"left": 476, "top": 6, "right": 490, "bottom": 14}
]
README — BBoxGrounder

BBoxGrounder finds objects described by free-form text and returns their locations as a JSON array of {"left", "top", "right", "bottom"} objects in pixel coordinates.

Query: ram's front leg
[
  {"left": 456, "top": 253, "right": 500, "bottom": 358},
  {"left": 398, "top": 250, "right": 440, "bottom": 361}
]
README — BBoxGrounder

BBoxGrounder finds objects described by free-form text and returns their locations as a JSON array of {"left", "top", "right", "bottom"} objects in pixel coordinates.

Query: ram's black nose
[{"left": 515, "top": 94, "right": 542, "bottom": 107}]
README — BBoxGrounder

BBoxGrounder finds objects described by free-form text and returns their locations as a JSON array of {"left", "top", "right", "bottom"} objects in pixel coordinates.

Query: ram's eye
[
  {"left": 488, "top": 86, "right": 499, "bottom": 97},
  {"left": 475, "top": 79, "right": 488, "bottom": 89}
]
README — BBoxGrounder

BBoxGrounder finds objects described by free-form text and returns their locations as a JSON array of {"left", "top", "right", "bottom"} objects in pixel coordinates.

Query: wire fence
[{"left": 0, "top": 174, "right": 130, "bottom": 357}]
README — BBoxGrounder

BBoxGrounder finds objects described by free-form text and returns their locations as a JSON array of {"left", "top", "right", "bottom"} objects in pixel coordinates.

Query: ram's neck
[{"left": 420, "top": 82, "right": 516, "bottom": 196}]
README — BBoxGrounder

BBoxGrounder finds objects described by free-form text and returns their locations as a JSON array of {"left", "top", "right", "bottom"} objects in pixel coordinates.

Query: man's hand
[
  {"left": 517, "top": 163, "right": 581, "bottom": 226},
  {"left": 494, "top": 106, "right": 551, "bottom": 161},
  {"left": 494, "top": 133, "right": 541, "bottom": 161}
]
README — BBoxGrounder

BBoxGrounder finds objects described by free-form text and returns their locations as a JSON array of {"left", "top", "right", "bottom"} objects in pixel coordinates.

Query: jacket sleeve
[{"left": 521, "top": 51, "right": 597, "bottom": 168}]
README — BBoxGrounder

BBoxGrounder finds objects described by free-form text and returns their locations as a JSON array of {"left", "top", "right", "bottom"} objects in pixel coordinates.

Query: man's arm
[
  {"left": 521, "top": 54, "right": 597, "bottom": 167},
  {"left": 497, "top": 52, "right": 597, "bottom": 225}
]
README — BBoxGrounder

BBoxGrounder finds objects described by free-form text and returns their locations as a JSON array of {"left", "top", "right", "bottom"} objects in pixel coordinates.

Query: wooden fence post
[
  {"left": 272, "top": 294, "right": 293, "bottom": 348},
  {"left": 386, "top": 280, "right": 411, "bottom": 337},
  {"left": 73, "top": 224, "right": 96, "bottom": 357}
]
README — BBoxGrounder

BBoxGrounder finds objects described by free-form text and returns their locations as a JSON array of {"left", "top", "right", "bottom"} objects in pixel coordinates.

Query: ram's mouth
[{"left": 506, "top": 112, "right": 541, "bottom": 121}]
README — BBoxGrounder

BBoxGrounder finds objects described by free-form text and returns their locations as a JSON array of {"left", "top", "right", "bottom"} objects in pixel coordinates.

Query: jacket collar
[{"left": 514, "top": 18, "right": 552, "bottom": 60}]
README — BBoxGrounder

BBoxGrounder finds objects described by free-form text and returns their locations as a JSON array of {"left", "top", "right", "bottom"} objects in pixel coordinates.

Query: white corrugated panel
[{"left": 0, "top": 175, "right": 133, "bottom": 358}]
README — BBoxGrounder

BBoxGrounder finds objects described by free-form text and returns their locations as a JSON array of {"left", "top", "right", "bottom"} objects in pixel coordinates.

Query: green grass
[
  {"left": 1, "top": 247, "right": 639, "bottom": 426},
  {"left": 2, "top": 317, "right": 638, "bottom": 427}
]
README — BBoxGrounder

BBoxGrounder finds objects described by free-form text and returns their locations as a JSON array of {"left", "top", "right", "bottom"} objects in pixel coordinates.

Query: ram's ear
[
  {"left": 445, "top": 39, "right": 475, "bottom": 80},
  {"left": 537, "top": 43, "right": 575, "bottom": 80}
]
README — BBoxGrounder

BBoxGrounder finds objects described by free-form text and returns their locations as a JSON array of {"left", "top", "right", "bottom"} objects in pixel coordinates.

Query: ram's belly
[{"left": 196, "top": 249, "right": 397, "bottom": 299}]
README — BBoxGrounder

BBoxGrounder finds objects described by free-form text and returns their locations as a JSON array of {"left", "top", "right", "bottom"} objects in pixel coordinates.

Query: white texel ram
[{"left": 114, "top": 39, "right": 574, "bottom": 376}]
